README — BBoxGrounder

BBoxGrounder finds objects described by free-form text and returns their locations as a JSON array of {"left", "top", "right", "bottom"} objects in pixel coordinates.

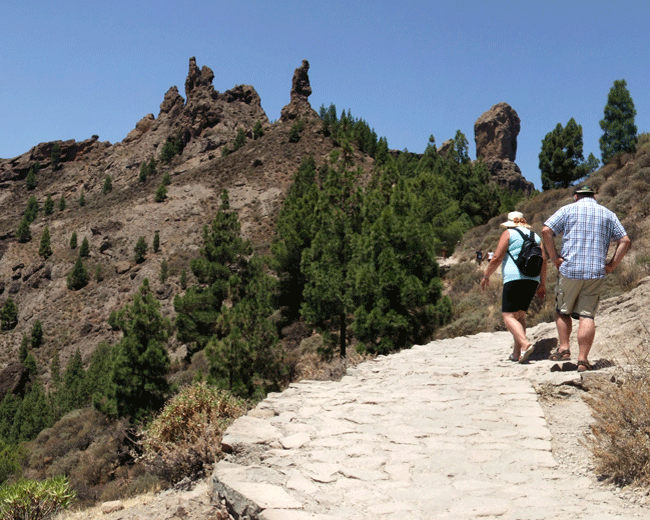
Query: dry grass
[{"left": 584, "top": 342, "right": 650, "bottom": 485}]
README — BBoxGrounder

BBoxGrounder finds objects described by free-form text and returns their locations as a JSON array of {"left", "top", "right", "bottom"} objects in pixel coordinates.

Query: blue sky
[{"left": 1, "top": 0, "right": 648, "bottom": 190}]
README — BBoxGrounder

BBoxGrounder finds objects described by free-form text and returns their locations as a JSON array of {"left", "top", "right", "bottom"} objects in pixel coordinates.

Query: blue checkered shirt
[{"left": 544, "top": 198, "right": 627, "bottom": 279}]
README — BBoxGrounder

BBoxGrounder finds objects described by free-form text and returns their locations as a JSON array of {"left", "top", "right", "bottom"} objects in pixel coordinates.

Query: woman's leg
[{"left": 503, "top": 310, "right": 532, "bottom": 355}]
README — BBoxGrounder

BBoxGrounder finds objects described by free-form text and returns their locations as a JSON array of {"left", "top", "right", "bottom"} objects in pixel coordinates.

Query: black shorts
[{"left": 502, "top": 280, "right": 539, "bottom": 313}]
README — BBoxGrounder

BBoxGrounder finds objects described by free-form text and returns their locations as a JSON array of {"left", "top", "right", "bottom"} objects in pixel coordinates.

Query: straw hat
[{"left": 500, "top": 211, "right": 531, "bottom": 228}]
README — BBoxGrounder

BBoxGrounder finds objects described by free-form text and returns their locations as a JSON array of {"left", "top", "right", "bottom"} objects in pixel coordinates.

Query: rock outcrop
[
  {"left": 280, "top": 59, "right": 319, "bottom": 122},
  {"left": 474, "top": 103, "right": 534, "bottom": 193}
]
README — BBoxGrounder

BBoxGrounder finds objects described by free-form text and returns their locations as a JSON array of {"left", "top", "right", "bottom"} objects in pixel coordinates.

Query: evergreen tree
[
  {"left": 159, "top": 258, "right": 168, "bottom": 283},
  {"left": 50, "top": 349, "right": 61, "bottom": 386},
  {"left": 78, "top": 191, "right": 85, "bottom": 207},
  {"left": 24, "top": 195, "right": 39, "bottom": 223},
  {"left": 300, "top": 164, "right": 363, "bottom": 357},
  {"left": 253, "top": 120, "right": 264, "bottom": 140},
  {"left": 69, "top": 231, "right": 77, "bottom": 249},
  {"left": 134, "top": 236, "right": 148, "bottom": 263},
  {"left": 58, "top": 347, "right": 87, "bottom": 415},
  {"left": 153, "top": 231, "right": 160, "bottom": 253},
  {"left": 25, "top": 165, "right": 37, "bottom": 191},
  {"left": 271, "top": 156, "right": 320, "bottom": 317},
  {"left": 350, "top": 177, "right": 452, "bottom": 354},
  {"left": 79, "top": 236, "right": 90, "bottom": 258},
  {"left": 50, "top": 142, "right": 61, "bottom": 169},
  {"left": 139, "top": 160, "right": 149, "bottom": 183},
  {"left": 206, "top": 254, "right": 284, "bottom": 399},
  {"left": 539, "top": 118, "right": 599, "bottom": 190},
  {"left": 16, "top": 216, "right": 31, "bottom": 243},
  {"left": 102, "top": 175, "right": 113, "bottom": 194},
  {"left": 58, "top": 195, "right": 66, "bottom": 212},
  {"left": 18, "top": 336, "right": 29, "bottom": 363},
  {"left": 39, "top": 226, "right": 52, "bottom": 258},
  {"left": 43, "top": 194, "right": 54, "bottom": 216},
  {"left": 10, "top": 382, "right": 53, "bottom": 442},
  {"left": 0, "top": 298, "right": 18, "bottom": 331},
  {"left": 179, "top": 269, "right": 187, "bottom": 290},
  {"left": 30, "top": 320, "right": 43, "bottom": 349},
  {"left": 451, "top": 130, "right": 470, "bottom": 163},
  {"left": 95, "top": 279, "right": 171, "bottom": 421},
  {"left": 233, "top": 128, "right": 247, "bottom": 151},
  {"left": 67, "top": 257, "right": 88, "bottom": 290},
  {"left": 161, "top": 171, "right": 171, "bottom": 186},
  {"left": 154, "top": 183, "right": 167, "bottom": 202},
  {"left": 95, "top": 263, "right": 104, "bottom": 282},
  {"left": 599, "top": 79, "right": 637, "bottom": 164}
]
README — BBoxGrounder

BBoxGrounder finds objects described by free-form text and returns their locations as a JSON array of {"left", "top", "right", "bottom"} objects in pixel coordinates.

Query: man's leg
[
  {"left": 577, "top": 317, "right": 596, "bottom": 362},
  {"left": 556, "top": 312, "right": 572, "bottom": 352}
]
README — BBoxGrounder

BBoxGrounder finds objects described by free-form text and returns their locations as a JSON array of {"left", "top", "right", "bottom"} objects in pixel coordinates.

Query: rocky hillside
[{"left": 0, "top": 57, "right": 368, "bottom": 386}]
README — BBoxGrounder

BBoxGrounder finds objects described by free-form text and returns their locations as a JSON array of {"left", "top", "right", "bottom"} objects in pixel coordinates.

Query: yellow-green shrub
[{"left": 0, "top": 476, "right": 75, "bottom": 520}]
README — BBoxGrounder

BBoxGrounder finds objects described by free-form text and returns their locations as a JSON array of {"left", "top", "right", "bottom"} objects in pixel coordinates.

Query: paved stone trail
[{"left": 213, "top": 331, "right": 646, "bottom": 519}]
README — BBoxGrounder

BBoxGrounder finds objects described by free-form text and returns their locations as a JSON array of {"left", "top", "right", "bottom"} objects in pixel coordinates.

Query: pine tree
[
  {"left": 24, "top": 195, "right": 39, "bottom": 223},
  {"left": 25, "top": 165, "right": 37, "bottom": 191},
  {"left": 161, "top": 171, "right": 171, "bottom": 186},
  {"left": 43, "top": 194, "right": 54, "bottom": 215},
  {"left": 154, "top": 183, "right": 167, "bottom": 202},
  {"left": 79, "top": 236, "right": 90, "bottom": 258},
  {"left": 30, "top": 320, "right": 43, "bottom": 349},
  {"left": 0, "top": 298, "right": 18, "bottom": 331},
  {"left": 69, "top": 231, "right": 77, "bottom": 249},
  {"left": 134, "top": 236, "right": 148, "bottom": 263},
  {"left": 159, "top": 258, "right": 168, "bottom": 283},
  {"left": 175, "top": 190, "right": 257, "bottom": 357},
  {"left": 50, "top": 142, "right": 61, "bottom": 169},
  {"left": 78, "top": 191, "right": 85, "bottom": 207},
  {"left": 253, "top": 120, "right": 264, "bottom": 140},
  {"left": 599, "top": 79, "right": 638, "bottom": 164},
  {"left": 540, "top": 118, "right": 600, "bottom": 190},
  {"left": 233, "top": 128, "right": 246, "bottom": 151},
  {"left": 300, "top": 164, "right": 363, "bottom": 357},
  {"left": 179, "top": 269, "right": 187, "bottom": 290},
  {"left": 271, "top": 156, "right": 320, "bottom": 317},
  {"left": 39, "top": 226, "right": 52, "bottom": 258},
  {"left": 102, "top": 175, "right": 113, "bottom": 194},
  {"left": 58, "top": 195, "right": 66, "bottom": 212},
  {"left": 59, "top": 348, "right": 87, "bottom": 415},
  {"left": 153, "top": 231, "right": 160, "bottom": 253},
  {"left": 18, "top": 336, "right": 29, "bottom": 363},
  {"left": 50, "top": 349, "right": 61, "bottom": 386},
  {"left": 16, "top": 216, "right": 31, "bottom": 243},
  {"left": 139, "top": 160, "right": 149, "bottom": 183},
  {"left": 95, "top": 279, "right": 171, "bottom": 421},
  {"left": 67, "top": 257, "right": 89, "bottom": 290}
]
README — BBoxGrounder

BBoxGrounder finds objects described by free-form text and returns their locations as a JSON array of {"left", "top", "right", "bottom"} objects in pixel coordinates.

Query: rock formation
[
  {"left": 474, "top": 103, "right": 534, "bottom": 193},
  {"left": 280, "top": 59, "right": 319, "bottom": 122}
]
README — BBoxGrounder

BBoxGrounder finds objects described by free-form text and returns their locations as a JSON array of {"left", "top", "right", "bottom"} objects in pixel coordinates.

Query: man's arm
[
  {"left": 605, "top": 235, "right": 631, "bottom": 274},
  {"left": 542, "top": 225, "right": 563, "bottom": 269}
]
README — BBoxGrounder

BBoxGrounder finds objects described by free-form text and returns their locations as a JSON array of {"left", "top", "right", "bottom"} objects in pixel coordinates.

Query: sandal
[
  {"left": 549, "top": 348, "right": 571, "bottom": 361},
  {"left": 577, "top": 360, "right": 593, "bottom": 372}
]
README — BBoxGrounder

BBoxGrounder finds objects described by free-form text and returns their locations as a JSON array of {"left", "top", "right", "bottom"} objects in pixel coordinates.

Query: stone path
[{"left": 212, "top": 330, "right": 647, "bottom": 519}]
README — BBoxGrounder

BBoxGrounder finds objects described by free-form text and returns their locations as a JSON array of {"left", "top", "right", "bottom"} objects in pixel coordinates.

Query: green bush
[{"left": 0, "top": 476, "right": 75, "bottom": 520}]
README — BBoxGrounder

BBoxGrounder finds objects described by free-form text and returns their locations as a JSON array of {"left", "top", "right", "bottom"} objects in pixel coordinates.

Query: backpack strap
[{"left": 506, "top": 227, "right": 534, "bottom": 265}]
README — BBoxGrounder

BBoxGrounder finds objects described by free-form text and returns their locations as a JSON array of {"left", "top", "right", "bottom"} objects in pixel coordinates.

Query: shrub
[
  {"left": 139, "top": 383, "right": 247, "bottom": 483},
  {"left": 585, "top": 353, "right": 650, "bottom": 485},
  {"left": 0, "top": 476, "right": 75, "bottom": 520}
]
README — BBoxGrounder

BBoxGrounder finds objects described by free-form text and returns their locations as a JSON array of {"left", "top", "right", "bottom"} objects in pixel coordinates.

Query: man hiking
[{"left": 542, "top": 185, "right": 630, "bottom": 372}]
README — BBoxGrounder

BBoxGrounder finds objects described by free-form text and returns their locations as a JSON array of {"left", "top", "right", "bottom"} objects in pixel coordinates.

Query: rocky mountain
[
  {"left": 0, "top": 56, "right": 535, "bottom": 393},
  {"left": 0, "top": 57, "right": 362, "bottom": 385}
]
